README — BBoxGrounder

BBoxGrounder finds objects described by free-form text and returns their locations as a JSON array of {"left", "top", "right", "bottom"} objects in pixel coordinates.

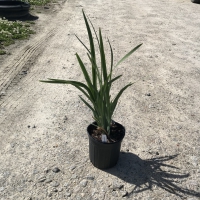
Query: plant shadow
[{"left": 104, "top": 153, "right": 200, "bottom": 198}]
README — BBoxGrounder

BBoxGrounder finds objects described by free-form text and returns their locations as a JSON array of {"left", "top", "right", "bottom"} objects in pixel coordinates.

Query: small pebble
[
  {"left": 44, "top": 168, "right": 50, "bottom": 173},
  {"left": 71, "top": 174, "right": 77, "bottom": 179},
  {"left": 51, "top": 182, "right": 60, "bottom": 187},
  {"left": 0, "top": 92, "right": 6, "bottom": 96},
  {"left": 80, "top": 180, "right": 88, "bottom": 187},
  {"left": 17, "top": 187, "right": 24, "bottom": 192},
  {"left": 48, "top": 193, "right": 52, "bottom": 197},
  {"left": 86, "top": 176, "right": 95, "bottom": 180},
  {"left": 32, "top": 169, "right": 39, "bottom": 174},
  {"left": 45, "top": 179, "right": 52, "bottom": 183},
  {"left": 63, "top": 183, "right": 69, "bottom": 188},
  {"left": 52, "top": 167, "right": 60, "bottom": 173},
  {"left": 52, "top": 188, "right": 58, "bottom": 192},
  {"left": 149, "top": 104, "right": 155, "bottom": 108},
  {"left": 121, "top": 191, "right": 128, "bottom": 197},
  {"left": 112, "top": 182, "right": 124, "bottom": 191},
  {"left": 190, "top": 156, "right": 198, "bottom": 167},
  {"left": 22, "top": 70, "right": 27, "bottom": 74},
  {"left": 38, "top": 176, "right": 46, "bottom": 183},
  {"left": 63, "top": 116, "right": 68, "bottom": 122},
  {"left": 66, "top": 192, "right": 71, "bottom": 197},
  {"left": 73, "top": 185, "right": 80, "bottom": 193},
  {"left": 112, "top": 191, "right": 118, "bottom": 197},
  {"left": 70, "top": 166, "right": 76, "bottom": 171},
  {"left": 3, "top": 171, "right": 10, "bottom": 178}
]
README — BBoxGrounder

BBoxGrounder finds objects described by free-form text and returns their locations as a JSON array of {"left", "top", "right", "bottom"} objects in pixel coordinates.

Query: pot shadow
[
  {"left": 5, "top": 14, "right": 38, "bottom": 21},
  {"left": 104, "top": 153, "right": 200, "bottom": 198}
]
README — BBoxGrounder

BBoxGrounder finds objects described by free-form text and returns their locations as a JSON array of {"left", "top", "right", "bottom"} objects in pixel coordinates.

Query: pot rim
[{"left": 87, "top": 121, "right": 125, "bottom": 145}]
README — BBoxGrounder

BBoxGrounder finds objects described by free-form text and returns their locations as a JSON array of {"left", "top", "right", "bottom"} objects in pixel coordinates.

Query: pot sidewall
[{"left": 87, "top": 121, "right": 125, "bottom": 169}]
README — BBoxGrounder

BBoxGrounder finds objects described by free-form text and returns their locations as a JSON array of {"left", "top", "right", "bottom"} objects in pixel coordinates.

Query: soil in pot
[{"left": 89, "top": 121, "right": 125, "bottom": 143}]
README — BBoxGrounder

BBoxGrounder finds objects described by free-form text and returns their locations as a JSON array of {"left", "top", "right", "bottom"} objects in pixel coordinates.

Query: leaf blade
[{"left": 115, "top": 43, "right": 143, "bottom": 67}]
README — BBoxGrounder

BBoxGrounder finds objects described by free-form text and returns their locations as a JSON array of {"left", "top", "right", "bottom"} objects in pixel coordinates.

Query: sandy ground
[{"left": 0, "top": 0, "right": 200, "bottom": 199}]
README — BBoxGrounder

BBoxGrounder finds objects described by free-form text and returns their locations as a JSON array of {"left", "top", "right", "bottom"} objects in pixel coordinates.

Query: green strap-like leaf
[
  {"left": 76, "top": 53, "right": 95, "bottom": 96},
  {"left": 99, "top": 28, "right": 107, "bottom": 82},
  {"left": 115, "top": 43, "right": 143, "bottom": 67},
  {"left": 99, "top": 75, "right": 122, "bottom": 105},
  {"left": 79, "top": 96, "right": 95, "bottom": 112},
  {"left": 40, "top": 79, "right": 94, "bottom": 102},
  {"left": 82, "top": 10, "right": 97, "bottom": 89},
  {"left": 82, "top": 10, "right": 95, "bottom": 58},
  {"left": 108, "top": 39, "right": 113, "bottom": 82},
  {"left": 108, "top": 75, "right": 122, "bottom": 86},
  {"left": 88, "top": 17, "right": 100, "bottom": 47},
  {"left": 87, "top": 53, "right": 101, "bottom": 86},
  {"left": 99, "top": 28, "right": 110, "bottom": 121},
  {"left": 75, "top": 34, "right": 90, "bottom": 54},
  {"left": 40, "top": 79, "right": 88, "bottom": 88},
  {"left": 111, "top": 83, "right": 133, "bottom": 115}
]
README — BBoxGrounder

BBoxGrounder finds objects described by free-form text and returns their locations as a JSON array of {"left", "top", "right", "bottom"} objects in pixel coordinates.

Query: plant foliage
[
  {"left": 0, "top": 18, "right": 35, "bottom": 54},
  {"left": 40, "top": 10, "right": 142, "bottom": 135}
]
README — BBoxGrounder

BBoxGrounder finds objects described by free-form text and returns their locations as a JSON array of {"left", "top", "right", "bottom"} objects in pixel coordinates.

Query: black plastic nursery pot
[
  {"left": 87, "top": 121, "right": 125, "bottom": 169},
  {"left": 0, "top": 1, "right": 30, "bottom": 18}
]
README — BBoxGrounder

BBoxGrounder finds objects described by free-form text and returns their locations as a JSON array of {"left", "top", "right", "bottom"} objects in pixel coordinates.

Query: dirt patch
[
  {"left": 0, "top": 0, "right": 66, "bottom": 95},
  {"left": 0, "top": 0, "right": 65, "bottom": 60}
]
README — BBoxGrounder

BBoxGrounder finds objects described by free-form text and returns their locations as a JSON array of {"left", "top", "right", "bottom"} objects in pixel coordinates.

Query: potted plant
[{"left": 40, "top": 10, "right": 142, "bottom": 169}]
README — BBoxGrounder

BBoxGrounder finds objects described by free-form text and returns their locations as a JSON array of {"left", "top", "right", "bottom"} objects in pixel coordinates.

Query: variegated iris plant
[{"left": 41, "top": 10, "right": 142, "bottom": 136}]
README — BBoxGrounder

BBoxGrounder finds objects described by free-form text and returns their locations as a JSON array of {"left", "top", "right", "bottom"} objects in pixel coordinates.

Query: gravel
[{"left": 0, "top": 0, "right": 199, "bottom": 199}]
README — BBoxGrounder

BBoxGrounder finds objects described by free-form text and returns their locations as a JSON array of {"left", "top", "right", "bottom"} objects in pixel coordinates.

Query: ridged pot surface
[
  {"left": 87, "top": 121, "right": 125, "bottom": 169},
  {"left": 0, "top": 1, "right": 30, "bottom": 18}
]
